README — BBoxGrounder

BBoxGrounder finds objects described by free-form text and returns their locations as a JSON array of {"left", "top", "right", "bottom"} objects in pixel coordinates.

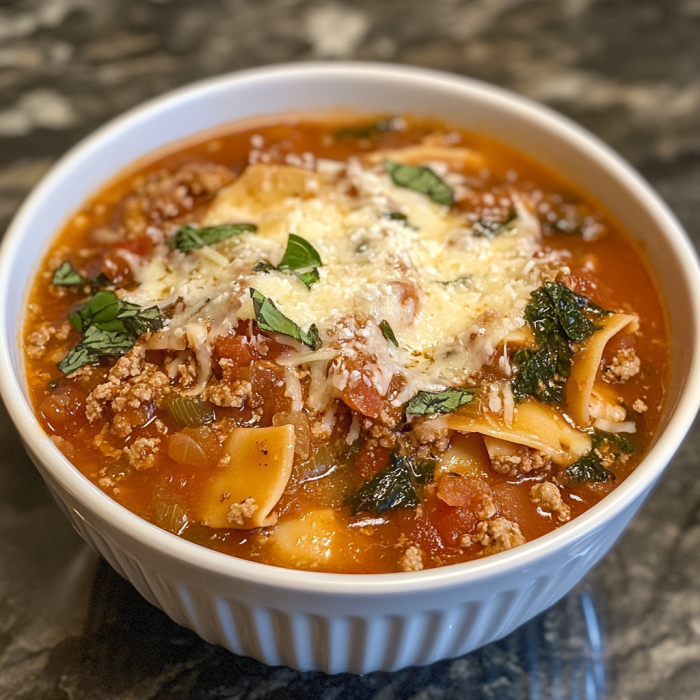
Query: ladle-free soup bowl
[{"left": 1, "top": 63, "right": 699, "bottom": 673}]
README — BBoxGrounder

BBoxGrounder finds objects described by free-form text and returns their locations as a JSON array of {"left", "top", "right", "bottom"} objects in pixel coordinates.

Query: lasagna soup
[{"left": 24, "top": 113, "right": 668, "bottom": 573}]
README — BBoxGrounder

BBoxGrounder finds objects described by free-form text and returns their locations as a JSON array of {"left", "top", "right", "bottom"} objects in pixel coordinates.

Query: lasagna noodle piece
[
  {"left": 444, "top": 398, "right": 591, "bottom": 466},
  {"left": 199, "top": 425, "right": 295, "bottom": 529},
  {"left": 566, "top": 313, "right": 639, "bottom": 427}
]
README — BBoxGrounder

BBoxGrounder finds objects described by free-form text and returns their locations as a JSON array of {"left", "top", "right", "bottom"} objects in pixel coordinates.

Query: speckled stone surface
[{"left": 1, "top": 1, "right": 700, "bottom": 698}]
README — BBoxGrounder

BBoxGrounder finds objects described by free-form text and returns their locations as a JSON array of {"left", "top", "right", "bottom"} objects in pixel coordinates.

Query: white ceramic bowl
[{"left": 1, "top": 63, "right": 699, "bottom": 674}]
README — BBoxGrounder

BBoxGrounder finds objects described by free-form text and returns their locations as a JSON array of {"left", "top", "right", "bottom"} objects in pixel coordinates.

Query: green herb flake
[
  {"left": 334, "top": 119, "right": 394, "bottom": 141},
  {"left": 250, "top": 288, "right": 322, "bottom": 351},
  {"left": 254, "top": 234, "right": 323, "bottom": 289},
  {"left": 406, "top": 388, "right": 473, "bottom": 416},
  {"left": 472, "top": 208, "right": 517, "bottom": 238},
  {"left": 346, "top": 451, "right": 436, "bottom": 516},
  {"left": 379, "top": 320, "right": 399, "bottom": 347},
  {"left": 512, "top": 282, "right": 613, "bottom": 404},
  {"left": 169, "top": 223, "right": 257, "bottom": 252},
  {"left": 52, "top": 262, "right": 85, "bottom": 287},
  {"left": 58, "top": 326, "right": 137, "bottom": 374},
  {"left": 58, "top": 291, "right": 163, "bottom": 374},
  {"left": 384, "top": 159, "right": 454, "bottom": 207},
  {"left": 437, "top": 275, "right": 472, "bottom": 288}
]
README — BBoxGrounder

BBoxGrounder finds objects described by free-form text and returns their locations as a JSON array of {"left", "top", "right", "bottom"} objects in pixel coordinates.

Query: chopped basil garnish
[
  {"left": 254, "top": 234, "right": 323, "bottom": 289},
  {"left": 437, "top": 275, "right": 471, "bottom": 288},
  {"left": 346, "top": 451, "right": 436, "bottom": 516},
  {"left": 383, "top": 211, "right": 416, "bottom": 229},
  {"left": 384, "top": 159, "right": 454, "bottom": 207},
  {"left": 52, "top": 262, "right": 85, "bottom": 286},
  {"left": 69, "top": 291, "right": 162, "bottom": 338},
  {"left": 334, "top": 119, "right": 394, "bottom": 141},
  {"left": 472, "top": 208, "right": 518, "bottom": 238},
  {"left": 406, "top": 388, "right": 473, "bottom": 416},
  {"left": 58, "top": 291, "right": 163, "bottom": 374},
  {"left": 379, "top": 320, "right": 399, "bottom": 347},
  {"left": 250, "top": 288, "right": 322, "bottom": 350},
  {"left": 512, "top": 282, "right": 613, "bottom": 404},
  {"left": 169, "top": 223, "right": 257, "bottom": 252},
  {"left": 58, "top": 326, "right": 138, "bottom": 375},
  {"left": 51, "top": 262, "right": 114, "bottom": 291}
]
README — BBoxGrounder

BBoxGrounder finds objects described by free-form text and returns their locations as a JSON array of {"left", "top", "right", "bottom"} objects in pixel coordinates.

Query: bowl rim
[{"left": 2, "top": 61, "right": 699, "bottom": 595}]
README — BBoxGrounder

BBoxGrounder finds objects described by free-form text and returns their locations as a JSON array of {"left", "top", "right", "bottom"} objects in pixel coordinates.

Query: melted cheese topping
[{"left": 125, "top": 156, "right": 561, "bottom": 401}]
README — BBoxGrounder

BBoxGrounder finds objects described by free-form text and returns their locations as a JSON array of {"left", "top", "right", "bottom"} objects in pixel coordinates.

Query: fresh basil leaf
[
  {"left": 254, "top": 234, "right": 323, "bottom": 289},
  {"left": 278, "top": 233, "right": 322, "bottom": 272},
  {"left": 384, "top": 159, "right": 454, "bottom": 207},
  {"left": 170, "top": 223, "right": 257, "bottom": 252},
  {"left": 472, "top": 208, "right": 517, "bottom": 238},
  {"left": 406, "top": 388, "right": 473, "bottom": 416},
  {"left": 565, "top": 451, "right": 615, "bottom": 484},
  {"left": 295, "top": 268, "right": 321, "bottom": 289},
  {"left": 59, "top": 291, "right": 163, "bottom": 374},
  {"left": 52, "top": 262, "right": 85, "bottom": 287},
  {"left": 58, "top": 326, "right": 135, "bottom": 374},
  {"left": 379, "top": 320, "right": 399, "bottom": 347},
  {"left": 250, "top": 288, "right": 322, "bottom": 351}
]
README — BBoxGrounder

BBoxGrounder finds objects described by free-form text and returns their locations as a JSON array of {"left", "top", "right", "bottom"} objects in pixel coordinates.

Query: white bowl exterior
[{"left": 2, "top": 64, "right": 699, "bottom": 673}]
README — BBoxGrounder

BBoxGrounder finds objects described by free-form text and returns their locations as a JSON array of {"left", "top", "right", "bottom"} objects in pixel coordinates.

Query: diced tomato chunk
[
  {"left": 421, "top": 476, "right": 495, "bottom": 548},
  {"left": 355, "top": 443, "right": 391, "bottom": 480},
  {"left": 250, "top": 360, "right": 292, "bottom": 424},
  {"left": 102, "top": 236, "right": 154, "bottom": 286},
  {"left": 342, "top": 373, "right": 385, "bottom": 419},
  {"left": 112, "top": 236, "right": 154, "bottom": 258},
  {"left": 214, "top": 335, "right": 254, "bottom": 371},
  {"left": 39, "top": 384, "right": 88, "bottom": 436}
]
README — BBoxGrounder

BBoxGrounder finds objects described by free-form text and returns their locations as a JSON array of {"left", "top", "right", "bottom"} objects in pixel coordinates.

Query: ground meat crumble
[
  {"left": 399, "top": 545, "right": 424, "bottom": 572},
  {"left": 475, "top": 518, "right": 526, "bottom": 555},
  {"left": 85, "top": 346, "right": 170, "bottom": 435},
  {"left": 124, "top": 437, "right": 161, "bottom": 470},
  {"left": 604, "top": 347, "right": 640, "bottom": 382},
  {"left": 227, "top": 497, "right": 258, "bottom": 525},
  {"left": 530, "top": 482, "right": 571, "bottom": 522}
]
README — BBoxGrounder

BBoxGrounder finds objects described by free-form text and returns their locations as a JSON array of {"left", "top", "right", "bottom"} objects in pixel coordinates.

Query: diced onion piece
[
  {"left": 594, "top": 418, "right": 636, "bottom": 434},
  {"left": 445, "top": 398, "right": 591, "bottom": 466},
  {"left": 272, "top": 410, "right": 311, "bottom": 460},
  {"left": 566, "top": 313, "right": 639, "bottom": 427},
  {"left": 168, "top": 433, "right": 206, "bottom": 464},
  {"left": 199, "top": 425, "right": 295, "bottom": 529}
]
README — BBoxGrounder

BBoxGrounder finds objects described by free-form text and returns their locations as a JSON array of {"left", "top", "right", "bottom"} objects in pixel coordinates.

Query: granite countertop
[{"left": 2, "top": 1, "right": 700, "bottom": 698}]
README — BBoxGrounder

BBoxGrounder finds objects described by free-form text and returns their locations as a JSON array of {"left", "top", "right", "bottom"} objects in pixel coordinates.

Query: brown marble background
[{"left": 2, "top": 1, "right": 700, "bottom": 698}]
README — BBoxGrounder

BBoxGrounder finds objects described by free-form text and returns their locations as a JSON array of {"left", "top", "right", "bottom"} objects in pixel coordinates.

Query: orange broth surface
[{"left": 23, "top": 113, "right": 669, "bottom": 573}]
